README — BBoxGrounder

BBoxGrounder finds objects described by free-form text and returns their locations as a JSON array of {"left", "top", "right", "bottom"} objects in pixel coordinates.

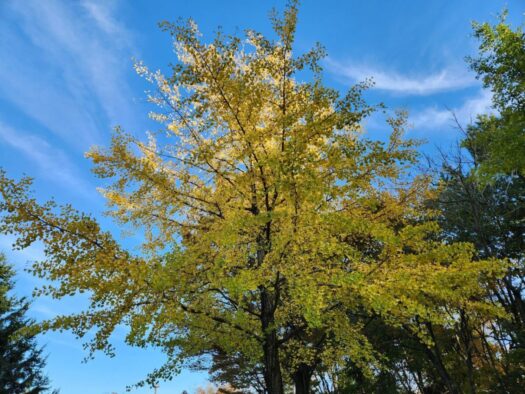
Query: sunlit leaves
[{"left": 0, "top": 2, "right": 507, "bottom": 387}]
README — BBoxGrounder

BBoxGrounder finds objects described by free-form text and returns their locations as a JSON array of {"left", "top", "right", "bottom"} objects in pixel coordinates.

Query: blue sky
[{"left": 0, "top": 1, "right": 523, "bottom": 393}]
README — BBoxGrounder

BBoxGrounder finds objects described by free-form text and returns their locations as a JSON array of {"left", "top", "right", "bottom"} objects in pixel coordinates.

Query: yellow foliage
[{"left": 0, "top": 2, "right": 506, "bottom": 387}]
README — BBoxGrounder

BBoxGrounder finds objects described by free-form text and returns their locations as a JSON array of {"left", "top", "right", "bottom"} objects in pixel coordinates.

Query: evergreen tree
[{"left": 0, "top": 253, "right": 55, "bottom": 394}]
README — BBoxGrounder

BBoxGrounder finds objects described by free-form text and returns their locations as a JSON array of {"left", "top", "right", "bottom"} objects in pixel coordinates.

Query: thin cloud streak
[
  {"left": 411, "top": 89, "right": 494, "bottom": 130},
  {"left": 0, "top": 0, "right": 139, "bottom": 149},
  {"left": 81, "top": 0, "right": 133, "bottom": 43},
  {"left": 325, "top": 58, "right": 476, "bottom": 95},
  {"left": 0, "top": 235, "right": 45, "bottom": 269},
  {"left": 0, "top": 121, "right": 93, "bottom": 195}
]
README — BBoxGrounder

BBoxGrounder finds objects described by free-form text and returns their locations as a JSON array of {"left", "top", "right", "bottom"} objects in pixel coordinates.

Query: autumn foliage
[{"left": 0, "top": 2, "right": 522, "bottom": 393}]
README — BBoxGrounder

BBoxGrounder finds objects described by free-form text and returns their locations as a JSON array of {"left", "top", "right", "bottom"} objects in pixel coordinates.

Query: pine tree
[{"left": 0, "top": 253, "right": 54, "bottom": 394}]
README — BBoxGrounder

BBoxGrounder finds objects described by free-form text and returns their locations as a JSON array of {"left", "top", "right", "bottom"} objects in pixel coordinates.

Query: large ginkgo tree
[{"left": 0, "top": 2, "right": 504, "bottom": 393}]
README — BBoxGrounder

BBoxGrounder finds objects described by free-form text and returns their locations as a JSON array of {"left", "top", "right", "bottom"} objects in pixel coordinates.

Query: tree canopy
[
  {"left": 339, "top": 13, "right": 525, "bottom": 393},
  {"left": 466, "top": 12, "right": 525, "bottom": 179},
  {"left": 0, "top": 2, "right": 514, "bottom": 393}
]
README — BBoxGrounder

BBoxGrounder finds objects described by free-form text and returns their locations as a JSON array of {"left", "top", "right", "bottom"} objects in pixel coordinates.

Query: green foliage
[
  {"left": 0, "top": 253, "right": 56, "bottom": 394},
  {"left": 466, "top": 13, "right": 525, "bottom": 178},
  {"left": 470, "top": 12, "right": 525, "bottom": 112}
]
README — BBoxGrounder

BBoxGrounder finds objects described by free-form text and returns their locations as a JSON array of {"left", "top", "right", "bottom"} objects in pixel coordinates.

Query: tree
[
  {"left": 0, "top": 2, "right": 505, "bottom": 393},
  {"left": 428, "top": 16, "right": 525, "bottom": 386},
  {"left": 432, "top": 145, "right": 525, "bottom": 392},
  {"left": 195, "top": 347, "right": 266, "bottom": 393},
  {"left": 338, "top": 11, "right": 525, "bottom": 394},
  {"left": 435, "top": 15, "right": 525, "bottom": 391},
  {"left": 466, "top": 12, "right": 525, "bottom": 179},
  {"left": 0, "top": 253, "right": 55, "bottom": 394},
  {"left": 381, "top": 14, "right": 525, "bottom": 393}
]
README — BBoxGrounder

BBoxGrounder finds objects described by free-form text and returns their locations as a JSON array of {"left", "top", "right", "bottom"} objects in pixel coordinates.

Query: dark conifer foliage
[{"left": 0, "top": 254, "right": 56, "bottom": 394}]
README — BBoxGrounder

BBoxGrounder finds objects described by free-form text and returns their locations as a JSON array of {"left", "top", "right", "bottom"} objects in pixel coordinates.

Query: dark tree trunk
[
  {"left": 261, "top": 287, "right": 284, "bottom": 394},
  {"left": 293, "top": 363, "right": 314, "bottom": 394},
  {"left": 459, "top": 310, "right": 476, "bottom": 394},
  {"left": 422, "top": 343, "right": 460, "bottom": 394},
  {"left": 421, "top": 322, "right": 460, "bottom": 394},
  {"left": 407, "top": 323, "right": 460, "bottom": 394}
]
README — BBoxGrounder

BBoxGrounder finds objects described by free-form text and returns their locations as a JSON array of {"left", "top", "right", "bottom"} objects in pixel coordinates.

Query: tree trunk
[
  {"left": 422, "top": 344, "right": 460, "bottom": 394},
  {"left": 422, "top": 322, "right": 460, "bottom": 394},
  {"left": 293, "top": 363, "right": 313, "bottom": 394},
  {"left": 459, "top": 310, "right": 476, "bottom": 394},
  {"left": 261, "top": 287, "right": 284, "bottom": 394}
]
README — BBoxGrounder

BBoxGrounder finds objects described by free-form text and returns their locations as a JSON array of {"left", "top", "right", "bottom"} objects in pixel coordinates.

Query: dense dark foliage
[{"left": 0, "top": 254, "right": 55, "bottom": 394}]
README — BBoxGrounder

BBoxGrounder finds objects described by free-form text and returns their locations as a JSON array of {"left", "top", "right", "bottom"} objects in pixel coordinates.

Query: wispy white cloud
[
  {"left": 0, "top": 235, "right": 44, "bottom": 288},
  {"left": 31, "top": 303, "right": 58, "bottom": 318},
  {"left": 0, "top": 121, "right": 92, "bottom": 194},
  {"left": 325, "top": 58, "right": 476, "bottom": 95},
  {"left": 0, "top": 235, "right": 45, "bottom": 267},
  {"left": 410, "top": 89, "right": 493, "bottom": 130},
  {"left": 81, "top": 0, "right": 132, "bottom": 42},
  {"left": 0, "top": 0, "right": 139, "bottom": 149},
  {"left": 0, "top": 43, "right": 101, "bottom": 149}
]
